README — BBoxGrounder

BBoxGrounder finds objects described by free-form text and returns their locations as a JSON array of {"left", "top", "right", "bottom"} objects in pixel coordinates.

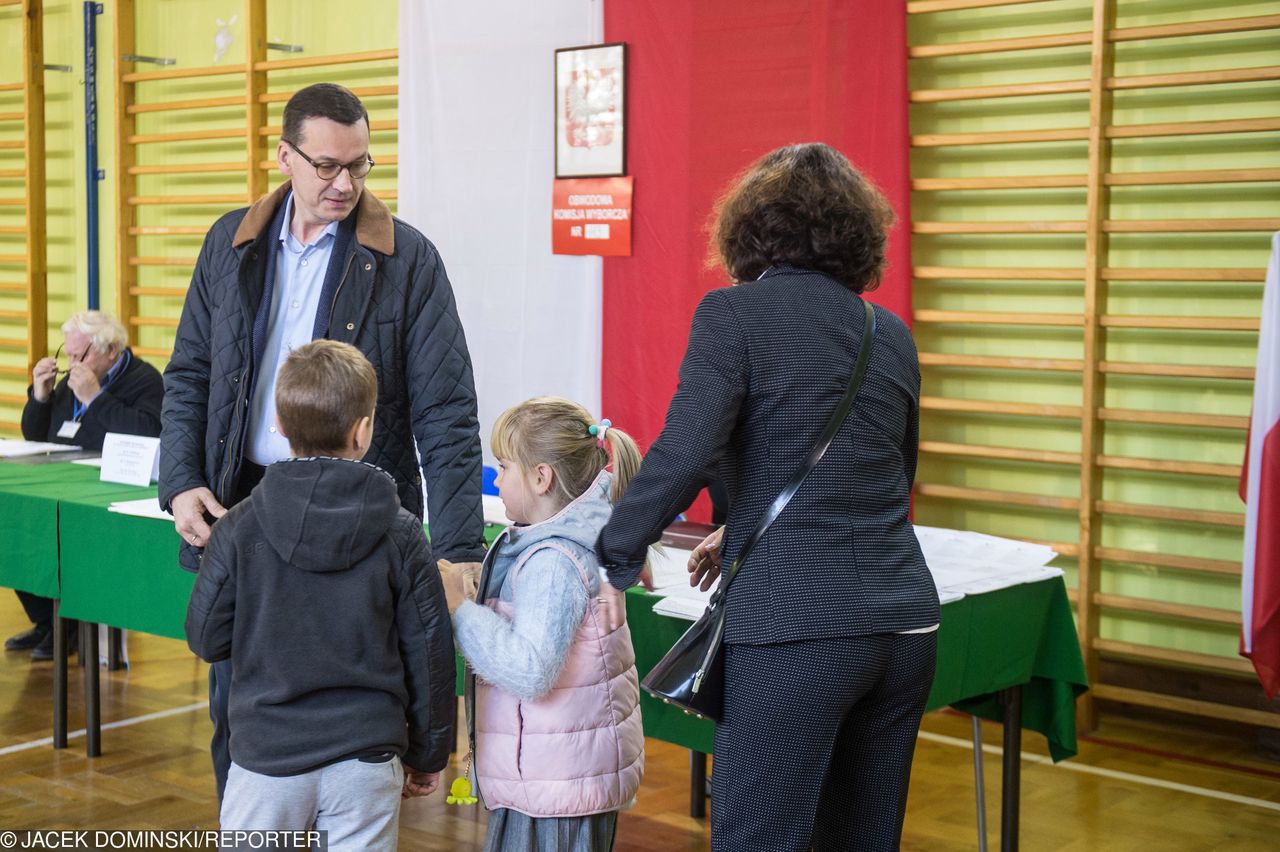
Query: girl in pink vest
[{"left": 440, "top": 396, "right": 645, "bottom": 852}]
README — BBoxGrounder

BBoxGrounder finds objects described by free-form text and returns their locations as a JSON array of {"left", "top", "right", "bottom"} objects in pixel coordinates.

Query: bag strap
[{"left": 711, "top": 298, "right": 877, "bottom": 606}]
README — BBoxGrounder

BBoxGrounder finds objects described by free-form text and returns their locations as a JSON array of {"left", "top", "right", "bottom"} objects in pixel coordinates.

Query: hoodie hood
[
  {"left": 481, "top": 470, "right": 614, "bottom": 598},
  {"left": 507, "top": 469, "right": 613, "bottom": 555},
  {"left": 253, "top": 457, "right": 402, "bottom": 572}
]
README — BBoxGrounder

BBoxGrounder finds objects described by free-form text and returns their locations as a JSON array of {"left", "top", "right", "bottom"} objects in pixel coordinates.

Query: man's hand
[
  {"left": 454, "top": 561, "right": 482, "bottom": 596},
  {"left": 172, "top": 487, "right": 227, "bottom": 549},
  {"left": 402, "top": 767, "right": 442, "bottom": 799},
  {"left": 66, "top": 364, "right": 102, "bottom": 405},
  {"left": 438, "top": 559, "right": 479, "bottom": 614},
  {"left": 688, "top": 526, "right": 724, "bottom": 592},
  {"left": 31, "top": 358, "right": 57, "bottom": 403}
]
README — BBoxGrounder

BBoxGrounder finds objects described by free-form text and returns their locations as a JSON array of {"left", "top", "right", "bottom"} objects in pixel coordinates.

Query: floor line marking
[
  {"left": 918, "top": 730, "right": 1280, "bottom": 813},
  {"left": 0, "top": 701, "right": 209, "bottom": 756}
]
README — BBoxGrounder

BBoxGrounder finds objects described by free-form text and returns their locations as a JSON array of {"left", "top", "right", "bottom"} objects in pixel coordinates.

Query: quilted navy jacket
[
  {"left": 597, "top": 267, "right": 940, "bottom": 644},
  {"left": 160, "top": 182, "right": 486, "bottom": 572}
]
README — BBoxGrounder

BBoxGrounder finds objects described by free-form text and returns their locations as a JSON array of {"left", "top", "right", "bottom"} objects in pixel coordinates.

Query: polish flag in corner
[{"left": 1241, "top": 232, "right": 1280, "bottom": 698}]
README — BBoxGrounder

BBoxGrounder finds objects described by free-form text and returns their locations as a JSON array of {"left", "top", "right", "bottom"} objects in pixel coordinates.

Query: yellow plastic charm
[{"left": 446, "top": 776, "right": 478, "bottom": 806}]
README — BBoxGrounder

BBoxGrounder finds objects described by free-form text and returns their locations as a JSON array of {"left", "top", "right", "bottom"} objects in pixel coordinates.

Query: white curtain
[{"left": 399, "top": 1, "right": 605, "bottom": 477}]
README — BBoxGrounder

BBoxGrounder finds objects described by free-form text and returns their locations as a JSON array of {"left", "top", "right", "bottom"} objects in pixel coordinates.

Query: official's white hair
[{"left": 61, "top": 310, "right": 127, "bottom": 355}]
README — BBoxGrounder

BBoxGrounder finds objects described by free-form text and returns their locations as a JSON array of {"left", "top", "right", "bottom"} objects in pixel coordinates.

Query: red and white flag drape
[{"left": 1241, "top": 232, "right": 1280, "bottom": 698}]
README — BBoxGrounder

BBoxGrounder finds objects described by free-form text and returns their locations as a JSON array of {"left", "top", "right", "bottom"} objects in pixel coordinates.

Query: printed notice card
[{"left": 99, "top": 432, "right": 161, "bottom": 487}]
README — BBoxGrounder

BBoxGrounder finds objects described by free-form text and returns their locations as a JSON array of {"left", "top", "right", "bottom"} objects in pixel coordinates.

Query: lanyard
[{"left": 71, "top": 349, "right": 131, "bottom": 422}]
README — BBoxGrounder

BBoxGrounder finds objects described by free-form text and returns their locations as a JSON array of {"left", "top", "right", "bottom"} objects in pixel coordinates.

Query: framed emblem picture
[{"left": 555, "top": 42, "right": 627, "bottom": 178}]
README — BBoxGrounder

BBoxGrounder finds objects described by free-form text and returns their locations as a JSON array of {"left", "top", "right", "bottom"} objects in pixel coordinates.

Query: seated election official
[{"left": 7, "top": 310, "right": 164, "bottom": 661}]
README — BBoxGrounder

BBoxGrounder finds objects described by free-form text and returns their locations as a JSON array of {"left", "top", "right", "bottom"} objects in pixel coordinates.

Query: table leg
[
  {"left": 972, "top": 715, "right": 988, "bottom": 852},
  {"left": 52, "top": 602, "right": 67, "bottom": 749},
  {"left": 690, "top": 750, "right": 708, "bottom": 819},
  {"left": 1000, "top": 685, "right": 1023, "bottom": 852},
  {"left": 83, "top": 622, "right": 101, "bottom": 757},
  {"left": 107, "top": 627, "right": 124, "bottom": 671}
]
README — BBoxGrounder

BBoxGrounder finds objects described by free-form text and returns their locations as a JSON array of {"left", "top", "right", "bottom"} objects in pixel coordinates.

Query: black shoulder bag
[{"left": 641, "top": 299, "right": 878, "bottom": 721}]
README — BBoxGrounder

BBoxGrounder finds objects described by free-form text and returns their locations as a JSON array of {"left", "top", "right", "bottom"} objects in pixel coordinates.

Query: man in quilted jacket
[{"left": 159, "top": 82, "right": 486, "bottom": 802}]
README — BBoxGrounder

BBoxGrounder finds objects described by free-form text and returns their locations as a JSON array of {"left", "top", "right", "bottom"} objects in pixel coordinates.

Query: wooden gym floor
[{"left": 0, "top": 599, "right": 1276, "bottom": 850}]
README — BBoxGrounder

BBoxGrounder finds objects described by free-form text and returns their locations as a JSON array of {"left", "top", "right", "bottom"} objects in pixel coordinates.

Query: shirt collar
[
  {"left": 278, "top": 191, "right": 340, "bottom": 249},
  {"left": 104, "top": 349, "right": 129, "bottom": 382}
]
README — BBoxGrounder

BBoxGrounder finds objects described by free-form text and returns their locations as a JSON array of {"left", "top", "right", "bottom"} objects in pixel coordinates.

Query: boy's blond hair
[{"left": 276, "top": 340, "right": 377, "bottom": 457}]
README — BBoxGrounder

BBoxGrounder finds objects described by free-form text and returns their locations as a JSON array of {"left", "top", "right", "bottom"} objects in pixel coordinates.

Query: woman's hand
[
  {"left": 599, "top": 580, "right": 627, "bottom": 632},
  {"left": 688, "top": 526, "right": 724, "bottom": 592},
  {"left": 599, "top": 561, "right": 652, "bottom": 631}
]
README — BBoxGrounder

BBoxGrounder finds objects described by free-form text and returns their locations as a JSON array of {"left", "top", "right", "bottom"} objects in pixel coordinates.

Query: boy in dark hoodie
[{"left": 185, "top": 340, "right": 455, "bottom": 847}]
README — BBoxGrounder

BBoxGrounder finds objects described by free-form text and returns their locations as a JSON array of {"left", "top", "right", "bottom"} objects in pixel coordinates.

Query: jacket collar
[{"left": 232, "top": 181, "right": 394, "bottom": 255}]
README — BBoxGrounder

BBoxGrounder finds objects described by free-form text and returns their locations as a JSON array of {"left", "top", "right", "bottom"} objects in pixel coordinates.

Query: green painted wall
[
  {"left": 0, "top": 0, "right": 399, "bottom": 415},
  {"left": 908, "top": 0, "right": 1278, "bottom": 665}
]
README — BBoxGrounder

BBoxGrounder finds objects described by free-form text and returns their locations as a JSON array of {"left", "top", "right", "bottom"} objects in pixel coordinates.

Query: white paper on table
[
  {"left": 929, "top": 556, "right": 1063, "bottom": 596},
  {"left": 482, "top": 494, "right": 509, "bottom": 526},
  {"left": 0, "top": 439, "right": 83, "bottom": 458},
  {"left": 71, "top": 457, "right": 105, "bottom": 468},
  {"left": 651, "top": 596, "right": 709, "bottom": 622},
  {"left": 915, "top": 525, "right": 1057, "bottom": 570},
  {"left": 645, "top": 546, "right": 695, "bottom": 589},
  {"left": 652, "top": 580, "right": 718, "bottom": 602},
  {"left": 107, "top": 497, "right": 174, "bottom": 522}
]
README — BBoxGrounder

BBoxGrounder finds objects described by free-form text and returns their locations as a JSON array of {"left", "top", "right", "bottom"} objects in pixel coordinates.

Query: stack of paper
[
  {"left": 107, "top": 498, "right": 174, "bottom": 522},
  {"left": 646, "top": 545, "right": 695, "bottom": 590},
  {"left": 652, "top": 595, "right": 711, "bottom": 621},
  {"left": 0, "top": 439, "right": 83, "bottom": 458},
  {"left": 914, "top": 525, "right": 1061, "bottom": 600},
  {"left": 648, "top": 546, "right": 718, "bottom": 622}
]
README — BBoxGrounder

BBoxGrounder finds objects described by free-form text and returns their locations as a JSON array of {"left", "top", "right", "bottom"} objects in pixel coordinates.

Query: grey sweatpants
[{"left": 220, "top": 756, "right": 404, "bottom": 851}]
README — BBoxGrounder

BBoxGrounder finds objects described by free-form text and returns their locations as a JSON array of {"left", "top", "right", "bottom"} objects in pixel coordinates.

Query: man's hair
[
  {"left": 276, "top": 340, "right": 377, "bottom": 457},
  {"left": 62, "top": 310, "right": 127, "bottom": 355},
  {"left": 282, "top": 83, "right": 370, "bottom": 144}
]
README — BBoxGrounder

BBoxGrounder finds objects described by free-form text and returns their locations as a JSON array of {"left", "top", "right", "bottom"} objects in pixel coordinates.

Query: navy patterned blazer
[{"left": 597, "top": 266, "right": 940, "bottom": 645}]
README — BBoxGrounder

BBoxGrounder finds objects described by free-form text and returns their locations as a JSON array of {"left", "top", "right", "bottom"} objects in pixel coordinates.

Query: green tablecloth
[
  {"left": 0, "top": 461, "right": 162, "bottom": 600},
  {"left": 0, "top": 464, "right": 1088, "bottom": 762},
  {"left": 59, "top": 491, "right": 193, "bottom": 639},
  {"left": 628, "top": 578, "right": 1087, "bottom": 762}
]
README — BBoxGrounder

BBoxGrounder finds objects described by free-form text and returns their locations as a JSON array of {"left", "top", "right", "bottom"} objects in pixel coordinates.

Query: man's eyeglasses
[{"left": 284, "top": 139, "right": 374, "bottom": 181}]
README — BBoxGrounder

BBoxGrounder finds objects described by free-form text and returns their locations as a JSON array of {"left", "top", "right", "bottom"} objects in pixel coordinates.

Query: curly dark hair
[{"left": 709, "top": 143, "right": 895, "bottom": 293}]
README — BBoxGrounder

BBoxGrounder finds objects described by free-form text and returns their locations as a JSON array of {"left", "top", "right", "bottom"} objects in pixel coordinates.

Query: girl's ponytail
[{"left": 603, "top": 427, "right": 642, "bottom": 506}]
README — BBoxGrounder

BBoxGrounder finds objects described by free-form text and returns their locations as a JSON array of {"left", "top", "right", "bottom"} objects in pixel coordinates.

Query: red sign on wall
[{"left": 552, "top": 177, "right": 633, "bottom": 256}]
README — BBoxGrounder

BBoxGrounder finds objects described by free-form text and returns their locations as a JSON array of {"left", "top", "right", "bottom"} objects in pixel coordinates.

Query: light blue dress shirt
[{"left": 245, "top": 193, "right": 339, "bottom": 465}]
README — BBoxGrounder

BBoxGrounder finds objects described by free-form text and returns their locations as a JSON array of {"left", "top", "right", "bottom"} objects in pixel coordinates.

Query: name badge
[{"left": 57, "top": 420, "right": 82, "bottom": 440}]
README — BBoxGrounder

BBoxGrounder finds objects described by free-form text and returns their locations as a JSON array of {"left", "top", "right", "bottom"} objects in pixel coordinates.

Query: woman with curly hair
[{"left": 596, "top": 143, "right": 939, "bottom": 851}]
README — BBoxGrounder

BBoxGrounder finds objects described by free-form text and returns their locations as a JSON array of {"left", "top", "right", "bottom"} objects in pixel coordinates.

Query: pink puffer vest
[{"left": 474, "top": 541, "right": 644, "bottom": 817}]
